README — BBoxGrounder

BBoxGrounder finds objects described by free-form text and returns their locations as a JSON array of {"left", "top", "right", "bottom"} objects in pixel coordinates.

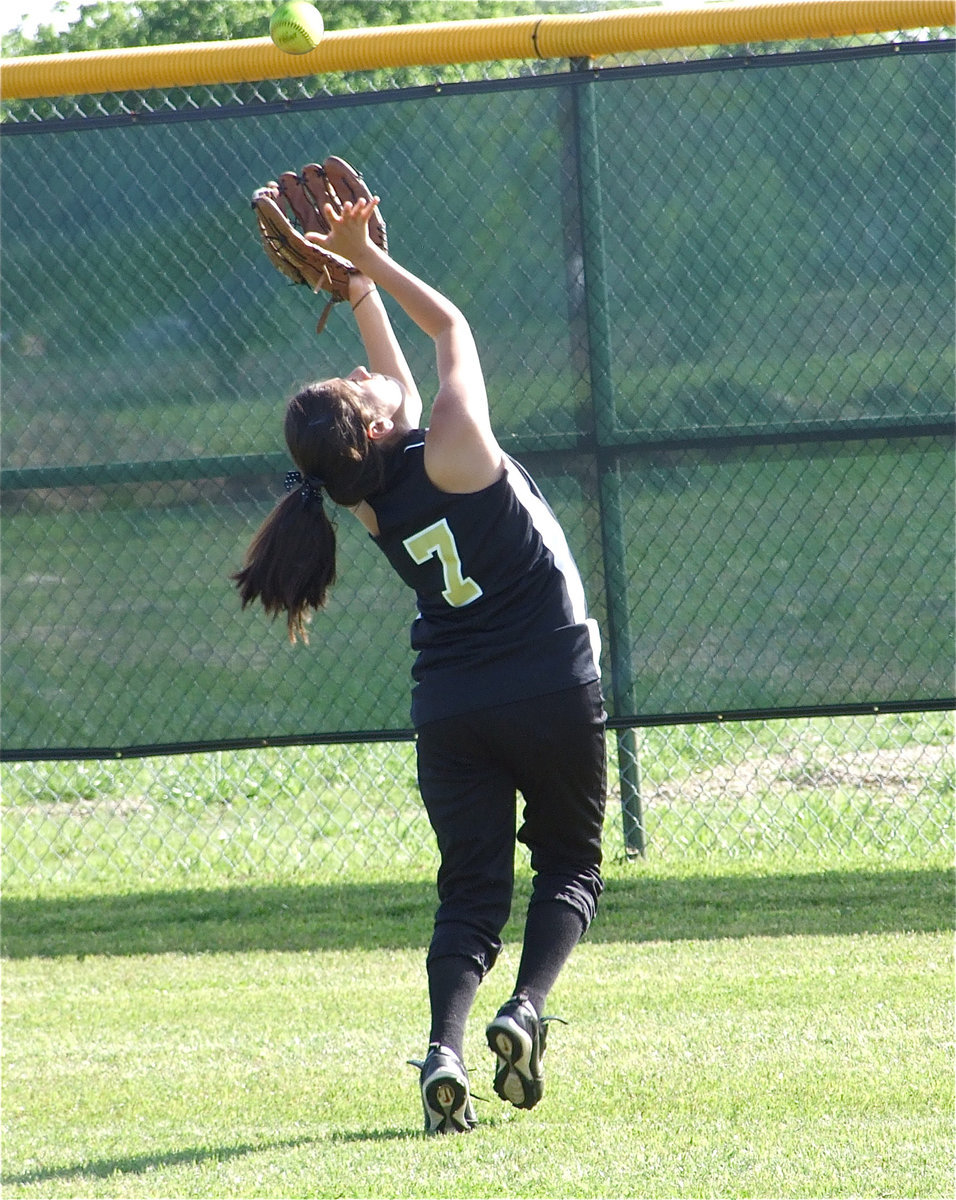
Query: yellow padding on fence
[{"left": 1, "top": 0, "right": 951, "bottom": 101}]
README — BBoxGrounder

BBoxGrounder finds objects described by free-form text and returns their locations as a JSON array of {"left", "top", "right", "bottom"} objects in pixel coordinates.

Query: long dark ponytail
[{"left": 233, "top": 378, "right": 386, "bottom": 642}]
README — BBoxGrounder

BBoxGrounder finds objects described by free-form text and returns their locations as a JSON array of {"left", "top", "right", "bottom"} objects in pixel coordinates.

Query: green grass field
[
  {"left": 3, "top": 711, "right": 953, "bottom": 1198},
  {"left": 2, "top": 854, "right": 953, "bottom": 1200}
]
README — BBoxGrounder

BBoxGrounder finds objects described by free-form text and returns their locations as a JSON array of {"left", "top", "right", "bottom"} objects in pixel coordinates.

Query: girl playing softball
[{"left": 236, "top": 194, "right": 606, "bottom": 1135}]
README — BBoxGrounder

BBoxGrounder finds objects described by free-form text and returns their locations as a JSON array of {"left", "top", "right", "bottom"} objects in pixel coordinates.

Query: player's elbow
[{"left": 427, "top": 303, "right": 469, "bottom": 341}]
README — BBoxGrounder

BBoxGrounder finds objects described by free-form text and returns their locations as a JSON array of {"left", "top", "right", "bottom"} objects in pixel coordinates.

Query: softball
[{"left": 269, "top": 1, "right": 324, "bottom": 55}]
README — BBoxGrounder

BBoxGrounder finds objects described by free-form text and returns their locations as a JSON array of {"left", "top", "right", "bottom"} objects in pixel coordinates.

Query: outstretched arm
[
  {"left": 309, "top": 199, "right": 503, "bottom": 493},
  {"left": 346, "top": 273, "right": 423, "bottom": 423}
]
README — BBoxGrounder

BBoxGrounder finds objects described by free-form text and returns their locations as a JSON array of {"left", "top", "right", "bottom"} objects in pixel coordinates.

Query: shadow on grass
[
  {"left": 1, "top": 1122, "right": 472, "bottom": 1191},
  {"left": 2, "top": 867, "right": 952, "bottom": 959},
  {"left": 1, "top": 1137, "right": 321, "bottom": 1190}
]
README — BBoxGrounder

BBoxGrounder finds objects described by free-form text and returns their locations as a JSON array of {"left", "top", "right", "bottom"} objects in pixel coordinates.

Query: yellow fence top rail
[{"left": 1, "top": 1, "right": 952, "bottom": 102}]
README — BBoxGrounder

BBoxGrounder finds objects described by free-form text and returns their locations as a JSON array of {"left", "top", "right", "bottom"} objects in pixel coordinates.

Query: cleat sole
[{"left": 487, "top": 1014, "right": 541, "bottom": 1109}]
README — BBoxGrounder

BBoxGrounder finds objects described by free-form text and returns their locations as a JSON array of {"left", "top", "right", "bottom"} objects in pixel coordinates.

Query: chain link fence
[
  {"left": 2, "top": 26, "right": 953, "bottom": 886},
  {"left": 2, "top": 712, "right": 951, "bottom": 889}
]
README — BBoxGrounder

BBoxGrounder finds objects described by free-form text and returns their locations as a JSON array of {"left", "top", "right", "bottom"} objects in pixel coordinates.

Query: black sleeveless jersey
[{"left": 368, "top": 430, "right": 601, "bottom": 727}]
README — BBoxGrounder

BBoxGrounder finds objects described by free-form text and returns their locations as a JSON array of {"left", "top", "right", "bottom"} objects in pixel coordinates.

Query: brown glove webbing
[{"left": 252, "top": 156, "right": 386, "bottom": 332}]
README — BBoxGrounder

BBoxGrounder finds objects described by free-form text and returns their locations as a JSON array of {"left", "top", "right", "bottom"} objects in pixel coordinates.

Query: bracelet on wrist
[{"left": 351, "top": 288, "right": 377, "bottom": 313}]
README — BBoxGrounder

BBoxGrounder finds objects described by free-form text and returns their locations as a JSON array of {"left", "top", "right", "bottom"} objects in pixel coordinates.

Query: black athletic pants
[{"left": 415, "top": 680, "right": 607, "bottom": 977}]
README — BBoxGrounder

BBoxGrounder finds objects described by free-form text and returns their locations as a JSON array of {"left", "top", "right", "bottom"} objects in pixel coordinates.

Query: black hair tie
[{"left": 284, "top": 470, "right": 324, "bottom": 506}]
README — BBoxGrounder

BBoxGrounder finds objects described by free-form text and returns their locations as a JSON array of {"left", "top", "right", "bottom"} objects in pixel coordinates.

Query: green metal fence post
[{"left": 566, "top": 63, "right": 645, "bottom": 857}]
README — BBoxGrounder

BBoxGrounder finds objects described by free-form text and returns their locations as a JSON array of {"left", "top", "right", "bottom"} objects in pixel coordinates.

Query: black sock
[
  {"left": 427, "top": 956, "right": 482, "bottom": 1058},
  {"left": 513, "top": 901, "right": 586, "bottom": 1016}
]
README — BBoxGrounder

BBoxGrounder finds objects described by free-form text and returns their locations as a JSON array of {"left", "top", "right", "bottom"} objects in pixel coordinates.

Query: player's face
[{"left": 347, "top": 367, "right": 417, "bottom": 432}]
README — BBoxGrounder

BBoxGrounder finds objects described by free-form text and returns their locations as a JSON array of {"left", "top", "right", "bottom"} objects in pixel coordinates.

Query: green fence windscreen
[{"left": 1, "top": 43, "right": 953, "bottom": 757}]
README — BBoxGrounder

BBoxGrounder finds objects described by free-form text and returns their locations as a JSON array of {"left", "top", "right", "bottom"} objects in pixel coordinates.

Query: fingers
[
  {"left": 310, "top": 197, "right": 379, "bottom": 247},
  {"left": 323, "top": 196, "right": 380, "bottom": 223},
  {"left": 269, "top": 160, "right": 385, "bottom": 251},
  {"left": 322, "top": 157, "right": 387, "bottom": 253},
  {"left": 302, "top": 196, "right": 380, "bottom": 264},
  {"left": 300, "top": 200, "right": 361, "bottom": 244}
]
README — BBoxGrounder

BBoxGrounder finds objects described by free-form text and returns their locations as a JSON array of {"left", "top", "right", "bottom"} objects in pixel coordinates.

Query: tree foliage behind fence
[{"left": 1, "top": 30, "right": 953, "bottom": 881}]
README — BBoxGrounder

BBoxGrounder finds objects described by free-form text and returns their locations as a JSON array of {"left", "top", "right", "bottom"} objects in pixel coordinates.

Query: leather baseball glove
[{"left": 251, "top": 156, "right": 387, "bottom": 332}]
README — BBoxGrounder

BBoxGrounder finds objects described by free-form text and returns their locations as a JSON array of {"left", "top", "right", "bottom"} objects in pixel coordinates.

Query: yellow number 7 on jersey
[{"left": 403, "top": 519, "right": 483, "bottom": 608}]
